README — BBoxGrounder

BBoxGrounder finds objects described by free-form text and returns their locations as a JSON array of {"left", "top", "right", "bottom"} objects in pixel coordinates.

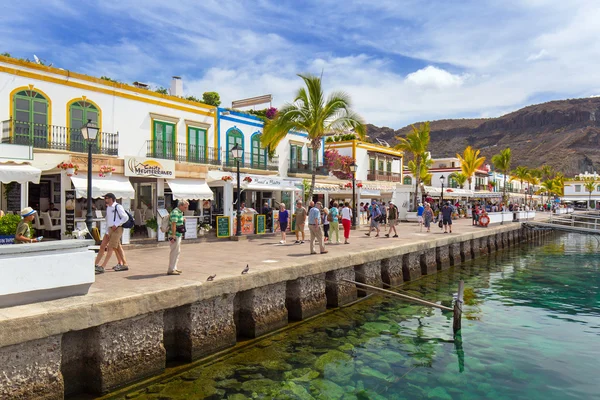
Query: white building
[{"left": 562, "top": 172, "right": 600, "bottom": 207}]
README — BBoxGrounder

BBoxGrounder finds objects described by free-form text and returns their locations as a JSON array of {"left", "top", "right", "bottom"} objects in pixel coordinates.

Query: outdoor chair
[
  {"left": 41, "top": 212, "right": 61, "bottom": 238},
  {"left": 33, "top": 213, "right": 45, "bottom": 234}
]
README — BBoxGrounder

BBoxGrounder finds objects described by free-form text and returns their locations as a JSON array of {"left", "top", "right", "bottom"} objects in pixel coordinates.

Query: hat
[{"left": 20, "top": 207, "right": 36, "bottom": 217}]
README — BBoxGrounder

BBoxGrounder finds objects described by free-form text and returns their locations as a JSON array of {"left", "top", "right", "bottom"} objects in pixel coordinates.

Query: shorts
[
  {"left": 370, "top": 220, "right": 379, "bottom": 228},
  {"left": 418, "top": 215, "right": 423, "bottom": 223},
  {"left": 280, "top": 222, "right": 288, "bottom": 232},
  {"left": 108, "top": 226, "right": 123, "bottom": 249},
  {"left": 389, "top": 219, "right": 398, "bottom": 226},
  {"left": 443, "top": 218, "right": 452, "bottom": 226},
  {"left": 295, "top": 223, "right": 305, "bottom": 232}
]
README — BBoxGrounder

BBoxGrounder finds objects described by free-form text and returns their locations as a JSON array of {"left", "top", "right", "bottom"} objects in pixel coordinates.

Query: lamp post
[
  {"left": 81, "top": 119, "right": 99, "bottom": 237},
  {"left": 231, "top": 143, "right": 243, "bottom": 236},
  {"left": 349, "top": 162, "right": 357, "bottom": 227},
  {"left": 440, "top": 175, "right": 446, "bottom": 209}
]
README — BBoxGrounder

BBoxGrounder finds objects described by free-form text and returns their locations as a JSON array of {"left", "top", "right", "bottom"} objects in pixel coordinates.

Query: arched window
[
  {"left": 403, "top": 176, "right": 413, "bottom": 185},
  {"left": 251, "top": 133, "right": 266, "bottom": 169},
  {"left": 13, "top": 89, "right": 49, "bottom": 147},
  {"left": 69, "top": 100, "right": 99, "bottom": 152},
  {"left": 226, "top": 128, "right": 244, "bottom": 165}
]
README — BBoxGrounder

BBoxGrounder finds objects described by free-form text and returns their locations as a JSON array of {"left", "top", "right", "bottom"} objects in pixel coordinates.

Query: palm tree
[
  {"left": 541, "top": 164, "right": 554, "bottom": 180},
  {"left": 456, "top": 146, "right": 486, "bottom": 190},
  {"left": 395, "top": 122, "right": 431, "bottom": 209},
  {"left": 583, "top": 178, "right": 597, "bottom": 210},
  {"left": 511, "top": 166, "right": 530, "bottom": 201},
  {"left": 527, "top": 173, "right": 541, "bottom": 208},
  {"left": 449, "top": 172, "right": 468, "bottom": 189},
  {"left": 262, "top": 74, "right": 366, "bottom": 201},
  {"left": 491, "top": 148, "right": 511, "bottom": 204},
  {"left": 408, "top": 151, "right": 433, "bottom": 186}
]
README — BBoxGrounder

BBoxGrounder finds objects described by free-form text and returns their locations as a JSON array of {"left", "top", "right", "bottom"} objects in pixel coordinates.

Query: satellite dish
[
  {"left": 375, "top": 138, "right": 390, "bottom": 147},
  {"left": 33, "top": 54, "right": 41, "bottom": 64}
]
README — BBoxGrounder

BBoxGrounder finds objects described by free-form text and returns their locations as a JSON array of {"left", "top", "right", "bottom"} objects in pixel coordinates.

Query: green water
[{"left": 119, "top": 233, "right": 600, "bottom": 400}]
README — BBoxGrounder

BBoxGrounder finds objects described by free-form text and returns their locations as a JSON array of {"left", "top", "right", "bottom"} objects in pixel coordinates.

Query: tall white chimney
[{"left": 170, "top": 76, "right": 183, "bottom": 97}]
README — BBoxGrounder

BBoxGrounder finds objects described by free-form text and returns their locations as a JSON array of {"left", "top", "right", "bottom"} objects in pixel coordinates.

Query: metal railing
[
  {"left": 289, "top": 160, "right": 328, "bottom": 175},
  {"left": 222, "top": 151, "right": 279, "bottom": 171},
  {"left": 146, "top": 140, "right": 220, "bottom": 165},
  {"left": 2, "top": 119, "right": 119, "bottom": 156},
  {"left": 367, "top": 170, "right": 402, "bottom": 182}
]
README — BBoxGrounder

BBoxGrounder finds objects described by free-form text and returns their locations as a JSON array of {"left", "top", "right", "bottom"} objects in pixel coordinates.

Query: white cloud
[
  {"left": 526, "top": 49, "right": 550, "bottom": 62},
  {"left": 405, "top": 66, "right": 465, "bottom": 89}
]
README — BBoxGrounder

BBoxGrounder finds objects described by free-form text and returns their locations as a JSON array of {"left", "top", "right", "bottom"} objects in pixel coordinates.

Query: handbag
[
  {"left": 176, "top": 224, "right": 187, "bottom": 234},
  {"left": 438, "top": 219, "right": 443, "bottom": 228}
]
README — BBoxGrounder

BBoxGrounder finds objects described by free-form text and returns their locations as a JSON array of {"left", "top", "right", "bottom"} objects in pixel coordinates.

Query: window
[
  {"left": 386, "top": 160, "right": 392, "bottom": 173},
  {"left": 251, "top": 133, "right": 266, "bottom": 168},
  {"left": 404, "top": 176, "right": 412, "bottom": 185},
  {"left": 153, "top": 120, "right": 176, "bottom": 159},
  {"left": 226, "top": 128, "right": 244, "bottom": 165},
  {"left": 369, "top": 158, "right": 376, "bottom": 173},
  {"left": 575, "top": 185, "right": 581, "bottom": 193},
  {"left": 290, "top": 144, "right": 303, "bottom": 169},
  {"left": 378, "top": 160, "right": 384, "bottom": 172},
  {"left": 597, "top": 185, "right": 600, "bottom": 192},
  {"left": 13, "top": 89, "right": 49, "bottom": 146},
  {"left": 188, "top": 126, "right": 207, "bottom": 162},
  {"left": 449, "top": 177, "right": 457, "bottom": 188},
  {"left": 307, "top": 147, "right": 312, "bottom": 168},
  {"left": 69, "top": 100, "right": 99, "bottom": 152}
]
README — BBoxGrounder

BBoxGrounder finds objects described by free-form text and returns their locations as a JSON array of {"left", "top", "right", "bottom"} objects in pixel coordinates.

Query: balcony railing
[
  {"left": 2, "top": 119, "right": 118, "bottom": 156},
  {"left": 222, "top": 151, "right": 279, "bottom": 171},
  {"left": 289, "top": 160, "right": 328, "bottom": 175},
  {"left": 146, "top": 140, "right": 220, "bottom": 165},
  {"left": 367, "top": 170, "right": 402, "bottom": 182}
]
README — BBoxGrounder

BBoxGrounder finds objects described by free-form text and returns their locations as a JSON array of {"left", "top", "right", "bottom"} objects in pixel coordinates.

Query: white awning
[
  {"left": 360, "top": 189, "right": 381, "bottom": 197},
  {"left": 0, "top": 162, "right": 41, "bottom": 184},
  {"left": 70, "top": 174, "right": 135, "bottom": 199},
  {"left": 167, "top": 179, "right": 214, "bottom": 200},
  {"left": 207, "top": 171, "right": 298, "bottom": 192}
]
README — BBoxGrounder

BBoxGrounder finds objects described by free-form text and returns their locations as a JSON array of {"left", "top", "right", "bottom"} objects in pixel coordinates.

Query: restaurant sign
[{"left": 124, "top": 156, "right": 176, "bottom": 179}]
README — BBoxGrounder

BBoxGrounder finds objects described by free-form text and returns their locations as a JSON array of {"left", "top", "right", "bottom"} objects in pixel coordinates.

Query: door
[
  {"left": 153, "top": 121, "right": 176, "bottom": 159},
  {"left": 69, "top": 101, "right": 99, "bottom": 153},
  {"left": 13, "top": 90, "right": 49, "bottom": 148}
]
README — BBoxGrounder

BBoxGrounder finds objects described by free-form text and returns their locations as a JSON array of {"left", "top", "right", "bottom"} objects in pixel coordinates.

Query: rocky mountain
[{"left": 367, "top": 97, "right": 600, "bottom": 176}]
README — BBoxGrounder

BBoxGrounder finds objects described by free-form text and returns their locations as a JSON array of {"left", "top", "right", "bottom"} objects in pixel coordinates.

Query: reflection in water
[{"left": 110, "top": 233, "right": 600, "bottom": 400}]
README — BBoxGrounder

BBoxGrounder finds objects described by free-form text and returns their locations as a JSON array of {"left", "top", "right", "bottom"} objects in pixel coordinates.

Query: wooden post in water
[{"left": 453, "top": 280, "right": 464, "bottom": 334}]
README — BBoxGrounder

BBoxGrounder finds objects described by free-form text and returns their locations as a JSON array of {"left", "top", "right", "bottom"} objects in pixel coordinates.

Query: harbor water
[{"left": 108, "top": 232, "right": 600, "bottom": 400}]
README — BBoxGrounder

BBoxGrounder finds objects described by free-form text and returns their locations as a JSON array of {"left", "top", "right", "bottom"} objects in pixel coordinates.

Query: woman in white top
[{"left": 340, "top": 201, "right": 353, "bottom": 244}]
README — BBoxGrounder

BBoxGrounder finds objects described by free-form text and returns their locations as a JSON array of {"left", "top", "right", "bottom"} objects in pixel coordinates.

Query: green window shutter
[
  {"left": 226, "top": 128, "right": 244, "bottom": 165},
  {"left": 153, "top": 120, "right": 176, "bottom": 159},
  {"left": 13, "top": 90, "right": 49, "bottom": 146},
  {"left": 187, "top": 127, "right": 207, "bottom": 162},
  {"left": 251, "top": 134, "right": 265, "bottom": 168}
]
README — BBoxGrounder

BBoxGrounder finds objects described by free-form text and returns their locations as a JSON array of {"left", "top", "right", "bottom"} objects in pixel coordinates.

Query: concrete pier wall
[{"left": 0, "top": 224, "right": 552, "bottom": 398}]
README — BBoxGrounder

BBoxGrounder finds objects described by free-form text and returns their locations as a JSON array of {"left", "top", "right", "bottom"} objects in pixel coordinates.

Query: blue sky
[{"left": 3, "top": 0, "right": 600, "bottom": 128}]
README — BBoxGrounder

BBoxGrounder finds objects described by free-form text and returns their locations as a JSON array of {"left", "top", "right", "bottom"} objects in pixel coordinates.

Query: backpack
[
  {"left": 160, "top": 214, "right": 171, "bottom": 233},
  {"left": 327, "top": 213, "right": 333, "bottom": 222},
  {"left": 114, "top": 204, "right": 134, "bottom": 229}
]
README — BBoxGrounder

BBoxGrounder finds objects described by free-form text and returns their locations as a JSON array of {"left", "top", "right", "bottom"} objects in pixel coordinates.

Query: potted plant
[
  {"left": 197, "top": 223, "right": 211, "bottom": 236},
  {"left": 221, "top": 175, "right": 233, "bottom": 182},
  {"left": 57, "top": 162, "right": 79, "bottom": 176},
  {"left": 99, "top": 165, "right": 116, "bottom": 178},
  {"left": 0, "top": 214, "right": 21, "bottom": 245},
  {"left": 145, "top": 217, "right": 158, "bottom": 239}
]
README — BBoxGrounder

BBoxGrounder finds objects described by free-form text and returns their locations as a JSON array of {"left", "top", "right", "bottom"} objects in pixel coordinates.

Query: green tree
[
  {"left": 395, "top": 122, "right": 431, "bottom": 209},
  {"left": 540, "top": 164, "right": 554, "bottom": 180},
  {"left": 262, "top": 74, "right": 366, "bottom": 200},
  {"left": 450, "top": 172, "right": 468, "bottom": 189},
  {"left": 491, "top": 148, "right": 511, "bottom": 203},
  {"left": 408, "top": 152, "right": 433, "bottom": 186},
  {"left": 583, "top": 177, "right": 597, "bottom": 210},
  {"left": 457, "top": 146, "right": 485, "bottom": 190},
  {"left": 155, "top": 87, "right": 168, "bottom": 94},
  {"left": 202, "top": 91, "right": 221, "bottom": 107}
]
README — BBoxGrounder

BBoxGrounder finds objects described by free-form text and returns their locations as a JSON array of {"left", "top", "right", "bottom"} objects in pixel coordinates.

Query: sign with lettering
[
  {"left": 216, "top": 216, "right": 230, "bottom": 238},
  {"left": 124, "top": 156, "right": 176, "bottom": 179},
  {"left": 65, "top": 190, "right": 76, "bottom": 232},
  {"left": 255, "top": 214, "right": 266, "bottom": 234}
]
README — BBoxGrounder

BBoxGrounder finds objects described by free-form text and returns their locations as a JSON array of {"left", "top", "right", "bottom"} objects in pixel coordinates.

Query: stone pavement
[{"left": 0, "top": 215, "right": 541, "bottom": 348}]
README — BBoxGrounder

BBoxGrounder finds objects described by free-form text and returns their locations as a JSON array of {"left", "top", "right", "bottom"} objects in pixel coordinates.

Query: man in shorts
[
  {"left": 384, "top": 201, "right": 399, "bottom": 238},
  {"left": 441, "top": 201, "right": 454, "bottom": 233},
  {"left": 96, "top": 193, "right": 129, "bottom": 273},
  {"left": 294, "top": 200, "right": 307, "bottom": 244},
  {"left": 417, "top": 202, "right": 424, "bottom": 226}
]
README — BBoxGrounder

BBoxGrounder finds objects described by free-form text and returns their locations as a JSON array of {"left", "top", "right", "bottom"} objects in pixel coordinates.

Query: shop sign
[
  {"left": 216, "top": 216, "right": 230, "bottom": 238},
  {"left": 255, "top": 214, "right": 266, "bottom": 234},
  {"left": 65, "top": 190, "right": 76, "bottom": 233},
  {"left": 124, "top": 156, "right": 176, "bottom": 179}
]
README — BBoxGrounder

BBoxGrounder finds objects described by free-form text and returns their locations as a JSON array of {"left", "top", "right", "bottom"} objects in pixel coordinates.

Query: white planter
[
  {"left": 404, "top": 212, "right": 418, "bottom": 222},
  {"left": 146, "top": 227, "right": 157, "bottom": 239},
  {"left": 65, "top": 168, "right": 75, "bottom": 176},
  {"left": 198, "top": 229, "right": 205, "bottom": 236},
  {"left": 102, "top": 172, "right": 112, "bottom": 178}
]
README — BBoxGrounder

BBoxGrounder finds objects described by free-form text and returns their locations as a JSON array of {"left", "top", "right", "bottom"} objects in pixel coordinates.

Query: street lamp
[
  {"left": 349, "top": 162, "right": 357, "bottom": 227},
  {"left": 231, "top": 143, "right": 243, "bottom": 236},
  {"left": 81, "top": 119, "right": 99, "bottom": 237},
  {"left": 439, "top": 175, "right": 446, "bottom": 208}
]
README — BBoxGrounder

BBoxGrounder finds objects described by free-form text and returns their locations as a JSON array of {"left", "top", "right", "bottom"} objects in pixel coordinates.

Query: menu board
[
  {"left": 65, "top": 190, "right": 76, "bottom": 232},
  {"left": 255, "top": 214, "right": 266, "bottom": 234},
  {"left": 184, "top": 218, "right": 197, "bottom": 239},
  {"left": 5, "top": 183, "right": 21, "bottom": 212},
  {"left": 216, "top": 216, "right": 230, "bottom": 238}
]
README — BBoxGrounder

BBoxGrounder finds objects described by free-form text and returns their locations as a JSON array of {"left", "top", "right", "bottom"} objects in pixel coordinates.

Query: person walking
[
  {"left": 441, "top": 201, "right": 453, "bottom": 233},
  {"left": 381, "top": 201, "right": 388, "bottom": 227},
  {"left": 294, "top": 200, "right": 307, "bottom": 244},
  {"left": 384, "top": 201, "right": 399, "bottom": 238},
  {"left": 472, "top": 203, "right": 480, "bottom": 226},
  {"left": 307, "top": 201, "right": 327, "bottom": 254},
  {"left": 167, "top": 200, "right": 188, "bottom": 275},
  {"left": 341, "top": 202, "right": 352, "bottom": 244},
  {"left": 278, "top": 203, "right": 289, "bottom": 244},
  {"left": 329, "top": 201, "right": 340, "bottom": 243},
  {"left": 15, "top": 207, "right": 42, "bottom": 244},
  {"left": 365, "top": 200, "right": 381, "bottom": 237},
  {"left": 322, "top": 207, "right": 330, "bottom": 243},
  {"left": 423, "top": 203, "right": 434, "bottom": 233},
  {"left": 359, "top": 202, "right": 365, "bottom": 224},
  {"left": 417, "top": 202, "right": 424, "bottom": 228},
  {"left": 96, "top": 193, "right": 129, "bottom": 273},
  {"left": 262, "top": 202, "right": 272, "bottom": 232}
]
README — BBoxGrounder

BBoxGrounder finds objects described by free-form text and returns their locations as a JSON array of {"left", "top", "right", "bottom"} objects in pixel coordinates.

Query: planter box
[
  {"left": 147, "top": 227, "right": 157, "bottom": 239},
  {"left": 0, "top": 240, "right": 95, "bottom": 308},
  {"left": 404, "top": 212, "right": 418, "bottom": 222},
  {"left": 0, "top": 235, "right": 15, "bottom": 245},
  {"left": 486, "top": 212, "right": 514, "bottom": 224}
]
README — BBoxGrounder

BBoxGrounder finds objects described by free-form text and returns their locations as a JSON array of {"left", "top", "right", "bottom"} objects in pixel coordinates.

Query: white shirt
[
  {"left": 106, "top": 203, "right": 128, "bottom": 228},
  {"left": 341, "top": 207, "right": 352, "bottom": 220}
]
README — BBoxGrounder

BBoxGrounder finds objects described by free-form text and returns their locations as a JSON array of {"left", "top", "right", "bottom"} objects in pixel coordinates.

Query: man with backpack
[
  {"left": 166, "top": 200, "right": 189, "bottom": 275},
  {"left": 384, "top": 201, "right": 399, "bottom": 238},
  {"left": 365, "top": 200, "right": 381, "bottom": 237},
  {"left": 95, "top": 192, "right": 131, "bottom": 273}
]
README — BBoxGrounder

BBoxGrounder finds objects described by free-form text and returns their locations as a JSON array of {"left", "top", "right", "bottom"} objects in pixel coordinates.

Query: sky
[{"left": 3, "top": 0, "right": 600, "bottom": 128}]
